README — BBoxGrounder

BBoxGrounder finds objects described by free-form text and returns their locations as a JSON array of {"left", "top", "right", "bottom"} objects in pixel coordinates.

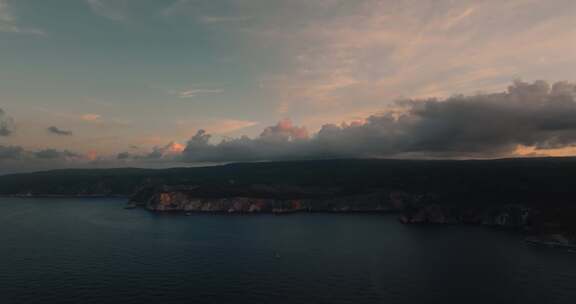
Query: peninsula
[{"left": 1, "top": 158, "right": 575, "bottom": 240}]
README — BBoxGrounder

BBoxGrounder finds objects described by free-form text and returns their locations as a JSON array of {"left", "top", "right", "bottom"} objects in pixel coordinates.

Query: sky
[{"left": 1, "top": 0, "right": 576, "bottom": 172}]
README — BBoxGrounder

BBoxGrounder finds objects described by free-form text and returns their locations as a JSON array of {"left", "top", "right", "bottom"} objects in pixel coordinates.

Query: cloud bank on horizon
[
  {"left": 3, "top": 80, "right": 576, "bottom": 173},
  {"left": 108, "top": 80, "right": 576, "bottom": 163},
  {"left": 178, "top": 80, "right": 576, "bottom": 161}
]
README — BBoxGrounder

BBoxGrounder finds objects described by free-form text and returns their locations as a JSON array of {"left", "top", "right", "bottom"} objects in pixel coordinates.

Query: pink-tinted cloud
[{"left": 81, "top": 113, "right": 102, "bottom": 122}]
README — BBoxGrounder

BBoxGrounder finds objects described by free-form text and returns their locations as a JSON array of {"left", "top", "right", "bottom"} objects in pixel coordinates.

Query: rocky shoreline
[
  {"left": 3, "top": 182, "right": 574, "bottom": 250},
  {"left": 128, "top": 185, "right": 398, "bottom": 213},
  {"left": 125, "top": 184, "right": 576, "bottom": 250}
]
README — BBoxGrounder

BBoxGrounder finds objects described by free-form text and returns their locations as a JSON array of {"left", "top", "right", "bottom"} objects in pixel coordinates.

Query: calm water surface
[{"left": 0, "top": 198, "right": 575, "bottom": 304}]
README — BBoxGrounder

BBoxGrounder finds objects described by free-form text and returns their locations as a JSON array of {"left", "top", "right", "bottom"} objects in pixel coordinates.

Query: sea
[{"left": 0, "top": 198, "right": 575, "bottom": 304}]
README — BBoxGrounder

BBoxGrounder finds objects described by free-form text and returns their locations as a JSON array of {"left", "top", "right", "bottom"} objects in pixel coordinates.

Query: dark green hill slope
[{"left": 0, "top": 158, "right": 575, "bottom": 208}]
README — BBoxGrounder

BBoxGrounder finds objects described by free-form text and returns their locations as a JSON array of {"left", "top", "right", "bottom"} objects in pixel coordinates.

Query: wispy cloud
[
  {"left": 441, "top": 7, "right": 476, "bottom": 30},
  {"left": 31, "top": 107, "right": 115, "bottom": 125},
  {"left": 171, "top": 88, "right": 224, "bottom": 98},
  {"left": 248, "top": 0, "right": 576, "bottom": 124},
  {"left": 175, "top": 118, "right": 258, "bottom": 135},
  {"left": 205, "top": 119, "right": 258, "bottom": 134},
  {"left": 160, "top": 0, "right": 188, "bottom": 17},
  {"left": 199, "top": 15, "right": 252, "bottom": 24},
  {"left": 161, "top": 0, "right": 251, "bottom": 24},
  {"left": 85, "top": 0, "right": 127, "bottom": 21},
  {"left": 81, "top": 113, "right": 102, "bottom": 122},
  {"left": 0, "top": 0, "right": 44, "bottom": 35}
]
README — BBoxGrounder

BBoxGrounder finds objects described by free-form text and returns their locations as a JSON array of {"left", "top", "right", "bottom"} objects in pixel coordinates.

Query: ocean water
[{"left": 0, "top": 198, "right": 574, "bottom": 304}]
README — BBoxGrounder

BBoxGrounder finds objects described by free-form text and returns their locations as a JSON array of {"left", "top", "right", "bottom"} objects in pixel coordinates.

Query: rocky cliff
[
  {"left": 129, "top": 183, "right": 576, "bottom": 247},
  {"left": 130, "top": 185, "right": 403, "bottom": 213},
  {"left": 399, "top": 203, "right": 532, "bottom": 228},
  {"left": 130, "top": 185, "right": 564, "bottom": 230}
]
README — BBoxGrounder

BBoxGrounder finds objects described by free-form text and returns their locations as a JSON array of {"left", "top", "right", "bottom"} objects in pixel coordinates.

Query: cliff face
[
  {"left": 133, "top": 185, "right": 402, "bottom": 213},
  {"left": 130, "top": 184, "right": 576, "bottom": 238},
  {"left": 146, "top": 193, "right": 397, "bottom": 213},
  {"left": 399, "top": 204, "right": 532, "bottom": 228},
  {"left": 135, "top": 186, "right": 534, "bottom": 228}
]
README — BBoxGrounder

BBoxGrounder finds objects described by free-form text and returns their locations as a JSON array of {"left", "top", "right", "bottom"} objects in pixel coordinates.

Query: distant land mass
[{"left": 1, "top": 158, "right": 575, "bottom": 245}]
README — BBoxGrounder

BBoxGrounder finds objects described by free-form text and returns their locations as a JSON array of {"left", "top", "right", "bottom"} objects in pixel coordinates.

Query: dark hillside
[{"left": 1, "top": 158, "right": 576, "bottom": 209}]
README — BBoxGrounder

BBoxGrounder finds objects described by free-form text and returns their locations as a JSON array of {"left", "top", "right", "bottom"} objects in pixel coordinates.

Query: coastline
[{"left": 2, "top": 194, "right": 575, "bottom": 250}]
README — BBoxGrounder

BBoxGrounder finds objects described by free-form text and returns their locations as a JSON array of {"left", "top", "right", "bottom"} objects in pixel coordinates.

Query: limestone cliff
[{"left": 131, "top": 185, "right": 403, "bottom": 213}]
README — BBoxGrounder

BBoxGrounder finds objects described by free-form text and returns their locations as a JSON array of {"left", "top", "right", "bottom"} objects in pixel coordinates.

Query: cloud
[
  {"left": 77, "top": 112, "right": 129, "bottom": 127},
  {"left": 0, "top": 108, "right": 15, "bottom": 136},
  {"left": 200, "top": 119, "right": 259, "bottom": 134},
  {"left": 172, "top": 88, "right": 224, "bottom": 98},
  {"left": 33, "top": 149, "right": 80, "bottom": 160},
  {"left": 116, "top": 151, "right": 132, "bottom": 160},
  {"left": 117, "top": 141, "right": 185, "bottom": 161},
  {"left": 81, "top": 113, "right": 102, "bottom": 122},
  {"left": 0, "top": 144, "right": 84, "bottom": 174},
  {"left": 180, "top": 119, "right": 312, "bottom": 162},
  {"left": 0, "top": 145, "right": 23, "bottom": 160},
  {"left": 260, "top": 119, "right": 309, "bottom": 141},
  {"left": 47, "top": 126, "right": 73, "bottom": 136},
  {"left": 199, "top": 15, "right": 252, "bottom": 24},
  {"left": 0, "top": 145, "right": 80, "bottom": 161},
  {"left": 0, "top": 0, "right": 44, "bottom": 35},
  {"left": 441, "top": 7, "right": 475, "bottom": 30},
  {"left": 161, "top": 0, "right": 251, "bottom": 24},
  {"left": 160, "top": 0, "right": 188, "bottom": 17},
  {"left": 179, "top": 81, "right": 576, "bottom": 161},
  {"left": 85, "top": 0, "right": 127, "bottom": 21},
  {"left": 247, "top": 0, "right": 576, "bottom": 122}
]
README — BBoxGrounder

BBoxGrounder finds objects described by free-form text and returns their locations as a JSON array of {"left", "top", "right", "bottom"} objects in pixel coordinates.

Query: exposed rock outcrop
[
  {"left": 130, "top": 185, "right": 405, "bottom": 213},
  {"left": 130, "top": 183, "right": 576, "bottom": 244},
  {"left": 399, "top": 204, "right": 533, "bottom": 228}
]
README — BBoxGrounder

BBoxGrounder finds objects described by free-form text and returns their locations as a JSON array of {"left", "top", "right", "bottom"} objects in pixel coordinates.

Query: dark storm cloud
[
  {"left": 0, "top": 145, "right": 24, "bottom": 160},
  {"left": 117, "top": 151, "right": 132, "bottom": 160},
  {"left": 33, "top": 149, "right": 80, "bottom": 160},
  {"left": 0, "top": 108, "right": 15, "bottom": 136},
  {"left": 0, "top": 145, "right": 84, "bottom": 174},
  {"left": 47, "top": 126, "right": 73, "bottom": 136},
  {"left": 180, "top": 80, "right": 576, "bottom": 161},
  {"left": 181, "top": 120, "right": 312, "bottom": 162},
  {"left": 0, "top": 145, "right": 80, "bottom": 161}
]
